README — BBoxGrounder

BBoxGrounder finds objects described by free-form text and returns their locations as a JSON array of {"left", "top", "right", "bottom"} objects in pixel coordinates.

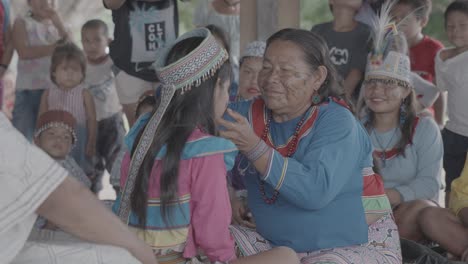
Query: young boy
[
  {"left": 312, "top": 0, "right": 371, "bottom": 99},
  {"left": 392, "top": 0, "right": 445, "bottom": 125},
  {"left": 81, "top": 19, "right": 125, "bottom": 193},
  {"left": 34, "top": 110, "right": 91, "bottom": 229}
]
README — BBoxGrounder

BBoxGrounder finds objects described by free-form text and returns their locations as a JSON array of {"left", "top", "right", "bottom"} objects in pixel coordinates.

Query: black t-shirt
[{"left": 106, "top": 0, "right": 179, "bottom": 82}]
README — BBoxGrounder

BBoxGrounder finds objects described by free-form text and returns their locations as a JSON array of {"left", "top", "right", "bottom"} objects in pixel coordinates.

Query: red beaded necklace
[{"left": 259, "top": 108, "right": 310, "bottom": 204}]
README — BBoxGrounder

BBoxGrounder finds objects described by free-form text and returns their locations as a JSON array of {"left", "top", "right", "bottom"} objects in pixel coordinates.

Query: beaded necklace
[{"left": 258, "top": 107, "right": 310, "bottom": 204}]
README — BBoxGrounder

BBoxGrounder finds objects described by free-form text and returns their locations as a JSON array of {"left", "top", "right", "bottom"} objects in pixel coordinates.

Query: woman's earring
[{"left": 312, "top": 94, "right": 321, "bottom": 105}]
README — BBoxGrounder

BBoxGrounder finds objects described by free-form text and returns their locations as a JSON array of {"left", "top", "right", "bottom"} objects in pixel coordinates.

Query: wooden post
[{"left": 240, "top": 0, "right": 300, "bottom": 52}]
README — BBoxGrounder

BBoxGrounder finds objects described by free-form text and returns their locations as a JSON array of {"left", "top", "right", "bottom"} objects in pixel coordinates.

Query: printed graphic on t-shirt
[
  {"left": 87, "top": 76, "right": 114, "bottom": 102},
  {"left": 329, "top": 47, "right": 349, "bottom": 66},
  {"left": 128, "top": 2, "right": 176, "bottom": 71}
]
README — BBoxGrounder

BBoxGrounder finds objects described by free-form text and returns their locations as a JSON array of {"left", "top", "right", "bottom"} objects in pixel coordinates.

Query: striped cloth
[{"left": 47, "top": 84, "right": 87, "bottom": 125}]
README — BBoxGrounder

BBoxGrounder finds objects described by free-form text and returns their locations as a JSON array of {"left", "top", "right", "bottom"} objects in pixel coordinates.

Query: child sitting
[{"left": 34, "top": 110, "right": 91, "bottom": 229}]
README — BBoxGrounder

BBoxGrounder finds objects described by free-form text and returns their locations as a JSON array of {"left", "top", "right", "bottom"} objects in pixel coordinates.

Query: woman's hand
[
  {"left": 217, "top": 109, "right": 259, "bottom": 153},
  {"left": 231, "top": 197, "right": 256, "bottom": 229}
]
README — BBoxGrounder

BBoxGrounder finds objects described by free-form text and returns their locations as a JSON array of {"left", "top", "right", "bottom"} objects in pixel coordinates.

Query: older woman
[{"left": 219, "top": 28, "right": 401, "bottom": 263}]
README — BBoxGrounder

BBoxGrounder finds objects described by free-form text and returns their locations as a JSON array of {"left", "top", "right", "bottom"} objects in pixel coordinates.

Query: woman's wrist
[{"left": 244, "top": 138, "right": 270, "bottom": 162}]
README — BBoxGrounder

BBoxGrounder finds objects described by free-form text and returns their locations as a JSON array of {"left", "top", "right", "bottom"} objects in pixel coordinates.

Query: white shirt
[
  {"left": 84, "top": 57, "right": 122, "bottom": 121},
  {"left": 435, "top": 49, "right": 468, "bottom": 137},
  {"left": 0, "top": 113, "right": 67, "bottom": 263}
]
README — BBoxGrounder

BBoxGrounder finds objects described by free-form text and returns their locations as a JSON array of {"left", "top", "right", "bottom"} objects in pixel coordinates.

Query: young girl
[
  {"left": 435, "top": 0, "right": 468, "bottom": 206},
  {"left": 112, "top": 28, "right": 299, "bottom": 264},
  {"left": 12, "top": 0, "right": 69, "bottom": 140},
  {"left": 38, "top": 42, "right": 97, "bottom": 179}
]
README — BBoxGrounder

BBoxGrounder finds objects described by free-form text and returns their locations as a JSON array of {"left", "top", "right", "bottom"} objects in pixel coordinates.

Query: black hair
[
  {"left": 130, "top": 36, "right": 232, "bottom": 227},
  {"left": 205, "top": 24, "right": 231, "bottom": 54},
  {"left": 444, "top": 0, "right": 468, "bottom": 26},
  {"left": 396, "top": 0, "right": 432, "bottom": 20},
  {"left": 266, "top": 28, "right": 354, "bottom": 113},
  {"left": 81, "top": 19, "right": 109, "bottom": 37}
]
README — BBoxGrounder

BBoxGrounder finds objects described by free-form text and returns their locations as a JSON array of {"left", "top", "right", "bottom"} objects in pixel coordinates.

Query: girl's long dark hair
[{"left": 130, "top": 37, "right": 231, "bottom": 227}]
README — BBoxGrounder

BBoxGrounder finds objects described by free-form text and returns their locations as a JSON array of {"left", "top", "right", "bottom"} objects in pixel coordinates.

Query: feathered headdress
[{"left": 366, "top": 0, "right": 412, "bottom": 88}]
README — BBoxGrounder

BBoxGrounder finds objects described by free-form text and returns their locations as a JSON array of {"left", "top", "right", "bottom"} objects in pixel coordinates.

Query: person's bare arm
[
  {"left": 0, "top": 23, "right": 14, "bottom": 78},
  {"left": 343, "top": 69, "right": 363, "bottom": 97},
  {"left": 12, "top": 18, "right": 57, "bottom": 60},
  {"left": 83, "top": 89, "right": 97, "bottom": 157},
  {"left": 433, "top": 92, "right": 446, "bottom": 128},
  {"left": 36, "top": 176, "right": 158, "bottom": 264},
  {"left": 103, "top": 0, "right": 126, "bottom": 9}
]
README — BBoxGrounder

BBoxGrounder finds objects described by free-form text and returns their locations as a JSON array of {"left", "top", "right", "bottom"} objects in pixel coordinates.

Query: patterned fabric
[
  {"left": 230, "top": 214, "right": 402, "bottom": 264},
  {"left": 241, "top": 41, "right": 266, "bottom": 59},
  {"left": 153, "top": 28, "right": 228, "bottom": 92}
]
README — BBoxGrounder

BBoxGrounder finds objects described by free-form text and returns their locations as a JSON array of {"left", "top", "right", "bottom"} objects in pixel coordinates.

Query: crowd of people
[{"left": 2, "top": 0, "right": 468, "bottom": 263}]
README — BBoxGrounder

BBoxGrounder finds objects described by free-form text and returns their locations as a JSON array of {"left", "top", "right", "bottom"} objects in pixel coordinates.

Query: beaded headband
[
  {"left": 34, "top": 110, "right": 78, "bottom": 145},
  {"left": 241, "top": 41, "right": 266, "bottom": 59},
  {"left": 117, "top": 28, "right": 229, "bottom": 223}
]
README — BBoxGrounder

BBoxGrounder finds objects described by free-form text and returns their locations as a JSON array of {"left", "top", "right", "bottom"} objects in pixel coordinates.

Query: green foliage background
[{"left": 300, "top": 0, "right": 454, "bottom": 46}]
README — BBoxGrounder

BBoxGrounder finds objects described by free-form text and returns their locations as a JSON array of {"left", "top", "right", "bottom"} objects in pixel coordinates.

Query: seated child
[{"left": 33, "top": 110, "right": 91, "bottom": 229}]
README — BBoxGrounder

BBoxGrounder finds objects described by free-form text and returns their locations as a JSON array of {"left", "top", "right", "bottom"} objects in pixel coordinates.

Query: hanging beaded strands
[{"left": 117, "top": 28, "right": 229, "bottom": 223}]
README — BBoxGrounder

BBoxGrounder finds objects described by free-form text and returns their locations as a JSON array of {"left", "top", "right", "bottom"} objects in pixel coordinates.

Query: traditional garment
[
  {"left": 450, "top": 155, "right": 468, "bottom": 216},
  {"left": 112, "top": 129, "right": 238, "bottom": 263},
  {"left": 370, "top": 116, "right": 442, "bottom": 202},
  {"left": 227, "top": 98, "right": 400, "bottom": 263}
]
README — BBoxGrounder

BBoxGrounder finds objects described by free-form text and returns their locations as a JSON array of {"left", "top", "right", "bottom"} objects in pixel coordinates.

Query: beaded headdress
[
  {"left": 34, "top": 110, "right": 77, "bottom": 144},
  {"left": 365, "top": 0, "right": 412, "bottom": 89},
  {"left": 117, "top": 28, "right": 229, "bottom": 223},
  {"left": 241, "top": 41, "right": 266, "bottom": 59}
]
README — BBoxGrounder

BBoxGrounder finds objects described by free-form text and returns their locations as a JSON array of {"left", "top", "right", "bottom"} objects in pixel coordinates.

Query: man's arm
[{"left": 36, "top": 177, "right": 158, "bottom": 264}]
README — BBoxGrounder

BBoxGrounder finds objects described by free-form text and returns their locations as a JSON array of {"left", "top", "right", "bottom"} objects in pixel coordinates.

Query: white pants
[{"left": 11, "top": 230, "right": 141, "bottom": 264}]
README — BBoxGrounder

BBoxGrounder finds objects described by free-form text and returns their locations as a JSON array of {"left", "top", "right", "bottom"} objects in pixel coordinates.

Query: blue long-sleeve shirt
[{"left": 229, "top": 99, "right": 370, "bottom": 252}]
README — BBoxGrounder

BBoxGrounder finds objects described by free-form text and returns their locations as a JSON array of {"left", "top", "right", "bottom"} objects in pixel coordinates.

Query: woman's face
[
  {"left": 258, "top": 40, "right": 322, "bottom": 117},
  {"left": 238, "top": 57, "right": 263, "bottom": 100},
  {"left": 213, "top": 78, "right": 230, "bottom": 120},
  {"left": 363, "top": 79, "right": 410, "bottom": 114}
]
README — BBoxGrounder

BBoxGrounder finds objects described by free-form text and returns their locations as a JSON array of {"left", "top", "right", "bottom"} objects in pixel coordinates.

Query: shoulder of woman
[
  {"left": 318, "top": 100, "right": 355, "bottom": 123},
  {"left": 413, "top": 115, "right": 441, "bottom": 142}
]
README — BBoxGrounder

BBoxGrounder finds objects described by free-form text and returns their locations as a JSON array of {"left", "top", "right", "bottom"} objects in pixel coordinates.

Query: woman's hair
[
  {"left": 444, "top": 0, "right": 468, "bottom": 26},
  {"left": 50, "top": 42, "right": 87, "bottom": 85},
  {"left": 205, "top": 24, "right": 230, "bottom": 54},
  {"left": 130, "top": 37, "right": 232, "bottom": 227},
  {"left": 396, "top": 0, "right": 432, "bottom": 20},
  {"left": 265, "top": 28, "right": 354, "bottom": 112}
]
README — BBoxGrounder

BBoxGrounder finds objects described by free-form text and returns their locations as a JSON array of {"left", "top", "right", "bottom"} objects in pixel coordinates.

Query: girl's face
[
  {"left": 53, "top": 60, "right": 83, "bottom": 90},
  {"left": 35, "top": 126, "right": 73, "bottom": 159},
  {"left": 213, "top": 79, "right": 230, "bottom": 120},
  {"left": 446, "top": 11, "right": 468, "bottom": 49},
  {"left": 363, "top": 79, "right": 410, "bottom": 115},
  {"left": 29, "top": 0, "right": 55, "bottom": 19},
  {"left": 238, "top": 57, "right": 263, "bottom": 100}
]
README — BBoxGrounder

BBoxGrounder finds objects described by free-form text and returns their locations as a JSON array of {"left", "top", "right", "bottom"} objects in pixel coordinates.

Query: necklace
[
  {"left": 372, "top": 128, "right": 398, "bottom": 167},
  {"left": 258, "top": 108, "right": 310, "bottom": 204}
]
